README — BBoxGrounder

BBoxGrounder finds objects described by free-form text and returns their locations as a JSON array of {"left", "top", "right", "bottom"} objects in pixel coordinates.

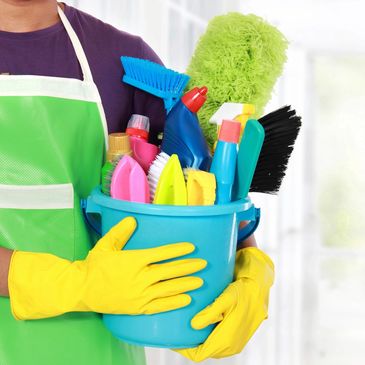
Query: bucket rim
[{"left": 90, "top": 186, "right": 253, "bottom": 217}]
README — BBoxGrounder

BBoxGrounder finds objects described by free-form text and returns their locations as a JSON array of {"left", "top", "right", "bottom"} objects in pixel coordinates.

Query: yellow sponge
[{"left": 186, "top": 170, "right": 216, "bottom": 206}]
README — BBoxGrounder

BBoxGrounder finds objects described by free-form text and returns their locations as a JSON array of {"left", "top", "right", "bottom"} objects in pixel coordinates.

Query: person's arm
[
  {"left": 0, "top": 247, "right": 12, "bottom": 297},
  {"left": 6, "top": 218, "right": 207, "bottom": 320},
  {"left": 237, "top": 221, "right": 258, "bottom": 250}
]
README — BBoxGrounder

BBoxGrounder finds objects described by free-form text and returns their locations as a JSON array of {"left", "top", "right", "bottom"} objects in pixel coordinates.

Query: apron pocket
[{"left": 0, "top": 184, "right": 75, "bottom": 259}]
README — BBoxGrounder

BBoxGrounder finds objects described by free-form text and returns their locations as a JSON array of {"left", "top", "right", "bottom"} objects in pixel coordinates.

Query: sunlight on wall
[{"left": 314, "top": 56, "right": 365, "bottom": 248}]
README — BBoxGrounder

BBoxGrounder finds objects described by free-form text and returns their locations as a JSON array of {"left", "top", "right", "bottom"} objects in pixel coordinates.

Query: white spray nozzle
[{"left": 209, "top": 103, "right": 244, "bottom": 125}]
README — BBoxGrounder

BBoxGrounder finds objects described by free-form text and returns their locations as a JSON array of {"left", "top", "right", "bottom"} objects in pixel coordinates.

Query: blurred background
[{"left": 68, "top": 1, "right": 365, "bottom": 364}]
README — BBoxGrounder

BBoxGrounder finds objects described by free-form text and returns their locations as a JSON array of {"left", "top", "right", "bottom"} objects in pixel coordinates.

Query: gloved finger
[
  {"left": 149, "top": 276, "right": 203, "bottom": 298},
  {"left": 93, "top": 217, "right": 137, "bottom": 252},
  {"left": 144, "top": 294, "right": 192, "bottom": 314},
  {"left": 144, "top": 242, "right": 195, "bottom": 264},
  {"left": 191, "top": 291, "right": 233, "bottom": 330},
  {"left": 149, "top": 258, "right": 207, "bottom": 282}
]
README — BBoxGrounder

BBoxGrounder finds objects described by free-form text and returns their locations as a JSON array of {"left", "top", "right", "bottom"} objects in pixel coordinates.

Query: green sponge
[{"left": 186, "top": 13, "right": 288, "bottom": 147}]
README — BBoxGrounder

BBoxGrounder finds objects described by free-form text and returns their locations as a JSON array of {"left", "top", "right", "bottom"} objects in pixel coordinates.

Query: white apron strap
[
  {"left": 57, "top": 5, "right": 109, "bottom": 149},
  {"left": 57, "top": 5, "right": 94, "bottom": 83}
]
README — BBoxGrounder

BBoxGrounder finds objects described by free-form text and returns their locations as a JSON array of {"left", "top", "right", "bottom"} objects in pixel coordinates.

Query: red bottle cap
[
  {"left": 126, "top": 127, "right": 149, "bottom": 140},
  {"left": 219, "top": 120, "right": 241, "bottom": 144},
  {"left": 126, "top": 114, "right": 150, "bottom": 140},
  {"left": 181, "top": 86, "right": 208, "bottom": 113}
]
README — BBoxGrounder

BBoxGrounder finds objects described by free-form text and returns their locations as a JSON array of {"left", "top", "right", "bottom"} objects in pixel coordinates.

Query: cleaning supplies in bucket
[
  {"left": 101, "top": 133, "right": 132, "bottom": 195},
  {"left": 186, "top": 170, "right": 216, "bottom": 206},
  {"left": 186, "top": 12, "right": 289, "bottom": 148},
  {"left": 233, "top": 119, "right": 265, "bottom": 200},
  {"left": 89, "top": 51, "right": 303, "bottom": 350},
  {"left": 126, "top": 114, "right": 160, "bottom": 173},
  {"left": 209, "top": 106, "right": 302, "bottom": 198},
  {"left": 131, "top": 139, "right": 159, "bottom": 174},
  {"left": 121, "top": 56, "right": 190, "bottom": 113},
  {"left": 209, "top": 103, "right": 244, "bottom": 127},
  {"left": 126, "top": 114, "right": 150, "bottom": 141},
  {"left": 89, "top": 116, "right": 264, "bottom": 348},
  {"left": 119, "top": 20, "right": 301, "bottom": 198},
  {"left": 235, "top": 104, "right": 256, "bottom": 137},
  {"left": 161, "top": 87, "right": 212, "bottom": 170},
  {"left": 120, "top": 60, "right": 212, "bottom": 170},
  {"left": 110, "top": 155, "right": 150, "bottom": 203},
  {"left": 210, "top": 103, "right": 255, "bottom": 142},
  {"left": 250, "top": 106, "right": 302, "bottom": 194},
  {"left": 210, "top": 120, "right": 241, "bottom": 204},
  {"left": 147, "top": 152, "right": 170, "bottom": 201},
  {"left": 153, "top": 154, "right": 187, "bottom": 205}
]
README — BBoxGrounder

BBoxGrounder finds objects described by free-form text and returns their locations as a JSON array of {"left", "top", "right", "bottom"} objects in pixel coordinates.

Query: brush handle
[
  {"left": 233, "top": 120, "right": 265, "bottom": 200},
  {"left": 123, "top": 76, "right": 181, "bottom": 113},
  {"left": 210, "top": 140, "right": 238, "bottom": 204}
]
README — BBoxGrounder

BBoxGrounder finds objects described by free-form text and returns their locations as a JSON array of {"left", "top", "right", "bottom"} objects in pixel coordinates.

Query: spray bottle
[
  {"left": 161, "top": 87, "right": 212, "bottom": 171},
  {"left": 210, "top": 120, "right": 241, "bottom": 204},
  {"left": 126, "top": 114, "right": 159, "bottom": 173}
]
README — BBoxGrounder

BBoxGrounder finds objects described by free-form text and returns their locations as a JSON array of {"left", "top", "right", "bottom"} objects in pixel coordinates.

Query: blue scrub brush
[{"left": 121, "top": 56, "right": 190, "bottom": 113}]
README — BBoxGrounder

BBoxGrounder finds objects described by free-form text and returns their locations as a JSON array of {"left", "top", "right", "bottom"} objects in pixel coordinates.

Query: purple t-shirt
[{"left": 0, "top": 3, "right": 165, "bottom": 144}]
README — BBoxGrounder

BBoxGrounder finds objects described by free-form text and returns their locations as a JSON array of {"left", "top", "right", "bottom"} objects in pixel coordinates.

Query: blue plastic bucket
[{"left": 83, "top": 187, "right": 260, "bottom": 348}]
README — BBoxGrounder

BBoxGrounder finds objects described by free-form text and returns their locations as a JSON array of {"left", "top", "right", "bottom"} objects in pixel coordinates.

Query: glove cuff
[
  {"left": 8, "top": 250, "right": 86, "bottom": 320},
  {"left": 234, "top": 247, "right": 275, "bottom": 287}
]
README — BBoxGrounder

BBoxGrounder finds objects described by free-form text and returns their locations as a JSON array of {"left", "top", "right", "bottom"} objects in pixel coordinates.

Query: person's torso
[
  {"left": 0, "top": 6, "right": 146, "bottom": 365},
  {"left": 0, "top": 3, "right": 164, "bottom": 137}
]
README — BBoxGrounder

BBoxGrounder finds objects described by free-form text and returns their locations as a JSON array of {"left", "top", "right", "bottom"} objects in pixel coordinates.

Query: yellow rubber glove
[
  {"left": 9, "top": 217, "right": 207, "bottom": 320},
  {"left": 175, "top": 247, "right": 274, "bottom": 362}
]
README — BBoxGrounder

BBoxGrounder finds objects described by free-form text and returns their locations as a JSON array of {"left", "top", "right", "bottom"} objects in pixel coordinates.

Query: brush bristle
[
  {"left": 147, "top": 152, "right": 170, "bottom": 200},
  {"left": 251, "top": 105, "right": 302, "bottom": 194},
  {"left": 122, "top": 57, "right": 190, "bottom": 95}
]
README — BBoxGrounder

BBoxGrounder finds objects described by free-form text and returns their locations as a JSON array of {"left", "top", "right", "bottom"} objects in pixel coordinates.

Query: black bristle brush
[{"left": 250, "top": 105, "right": 302, "bottom": 194}]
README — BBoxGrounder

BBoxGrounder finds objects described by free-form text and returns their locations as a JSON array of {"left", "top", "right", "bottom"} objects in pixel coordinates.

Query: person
[{"left": 0, "top": 1, "right": 275, "bottom": 364}]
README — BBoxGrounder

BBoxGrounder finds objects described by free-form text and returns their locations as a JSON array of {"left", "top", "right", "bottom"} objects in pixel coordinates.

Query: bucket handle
[
  {"left": 81, "top": 197, "right": 102, "bottom": 236},
  {"left": 237, "top": 207, "right": 261, "bottom": 243}
]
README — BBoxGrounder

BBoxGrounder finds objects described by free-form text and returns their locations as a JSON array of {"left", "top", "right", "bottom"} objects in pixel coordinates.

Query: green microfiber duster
[{"left": 187, "top": 13, "right": 288, "bottom": 147}]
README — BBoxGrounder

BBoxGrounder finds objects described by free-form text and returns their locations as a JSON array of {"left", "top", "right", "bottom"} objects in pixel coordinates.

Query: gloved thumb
[
  {"left": 191, "top": 289, "right": 233, "bottom": 330},
  {"left": 93, "top": 217, "right": 137, "bottom": 252}
]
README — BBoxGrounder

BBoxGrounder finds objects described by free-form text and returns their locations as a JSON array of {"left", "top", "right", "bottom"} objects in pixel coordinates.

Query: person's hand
[
  {"left": 175, "top": 247, "right": 274, "bottom": 362},
  {"left": 9, "top": 217, "right": 206, "bottom": 320}
]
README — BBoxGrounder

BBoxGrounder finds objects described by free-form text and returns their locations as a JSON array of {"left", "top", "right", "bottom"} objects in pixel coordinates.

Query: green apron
[{"left": 0, "top": 7, "right": 145, "bottom": 365}]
